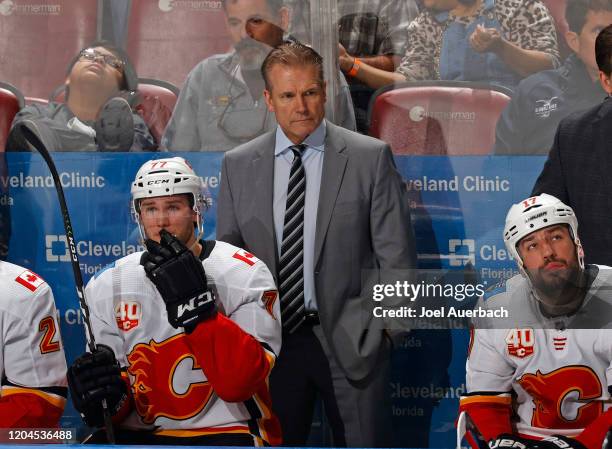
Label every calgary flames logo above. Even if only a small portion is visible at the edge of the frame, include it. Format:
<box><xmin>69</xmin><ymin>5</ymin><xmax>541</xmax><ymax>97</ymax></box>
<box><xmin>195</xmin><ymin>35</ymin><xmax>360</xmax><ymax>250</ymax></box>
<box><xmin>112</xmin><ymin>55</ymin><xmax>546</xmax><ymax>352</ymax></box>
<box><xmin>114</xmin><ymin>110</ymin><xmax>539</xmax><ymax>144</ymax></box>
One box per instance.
<box><xmin>127</xmin><ymin>334</ymin><xmax>214</xmax><ymax>424</ymax></box>
<box><xmin>519</xmin><ymin>366</ymin><xmax>603</xmax><ymax>429</ymax></box>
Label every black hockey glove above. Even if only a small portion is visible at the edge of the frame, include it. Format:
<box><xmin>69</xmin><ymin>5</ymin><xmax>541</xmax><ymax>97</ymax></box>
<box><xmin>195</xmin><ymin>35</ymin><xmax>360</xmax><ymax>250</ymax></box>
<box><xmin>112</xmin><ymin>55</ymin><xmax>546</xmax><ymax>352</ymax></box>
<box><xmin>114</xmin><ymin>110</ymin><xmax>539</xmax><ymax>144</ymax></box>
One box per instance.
<box><xmin>489</xmin><ymin>434</ymin><xmax>533</xmax><ymax>449</ymax></box>
<box><xmin>141</xmin><ymin>229</ymin><xmax>216</xmax><ymax>333</ymax></box>
<box><xmin>67</xmin><ymin>344</ymin><xmax>127</xmax><ymax>428</ymax></box>
<box><xmin>530</xmin><ymin>435</ymin><xmax>587</xmax><ymax>449</ymax></box>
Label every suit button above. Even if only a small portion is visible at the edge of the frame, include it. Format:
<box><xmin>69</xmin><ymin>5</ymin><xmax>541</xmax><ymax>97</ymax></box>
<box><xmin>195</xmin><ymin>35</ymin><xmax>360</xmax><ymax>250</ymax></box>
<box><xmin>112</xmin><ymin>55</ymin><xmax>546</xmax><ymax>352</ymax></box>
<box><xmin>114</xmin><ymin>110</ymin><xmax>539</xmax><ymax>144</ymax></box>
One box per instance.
<box><xmin>314</xmin><ymin>271</ymin><xmax>319</xmax><ymax>275</ymax></box>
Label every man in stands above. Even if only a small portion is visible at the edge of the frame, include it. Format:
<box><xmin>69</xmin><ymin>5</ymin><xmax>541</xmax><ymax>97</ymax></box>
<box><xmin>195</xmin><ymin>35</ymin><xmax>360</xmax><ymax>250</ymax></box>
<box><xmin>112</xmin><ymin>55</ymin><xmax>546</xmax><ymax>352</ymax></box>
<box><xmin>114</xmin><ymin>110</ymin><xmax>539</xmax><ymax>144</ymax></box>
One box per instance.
<box><xmin>8</xmin><ymin>41</ymin><xmax>155</xmax><ymax>152</ymax></box>
<box><xmin>494</xmin><ymin>0</ymin><xmax>612</xmax><ymax>154</ymax></box>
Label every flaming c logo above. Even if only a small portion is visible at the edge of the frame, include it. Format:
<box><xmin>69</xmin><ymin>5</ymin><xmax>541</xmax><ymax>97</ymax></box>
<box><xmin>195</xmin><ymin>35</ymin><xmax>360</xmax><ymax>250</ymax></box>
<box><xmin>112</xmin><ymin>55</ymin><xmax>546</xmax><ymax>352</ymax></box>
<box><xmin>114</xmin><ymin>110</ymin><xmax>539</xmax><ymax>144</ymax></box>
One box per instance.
<box><xmin>519</xmin><ymin>366</ymin><xmax>603</xmax><ymax>429</ymax></box>
<box><xmin>127</xmin><ymin>334</ymin><xmax>214</xmax><ymax>424</ymax></box>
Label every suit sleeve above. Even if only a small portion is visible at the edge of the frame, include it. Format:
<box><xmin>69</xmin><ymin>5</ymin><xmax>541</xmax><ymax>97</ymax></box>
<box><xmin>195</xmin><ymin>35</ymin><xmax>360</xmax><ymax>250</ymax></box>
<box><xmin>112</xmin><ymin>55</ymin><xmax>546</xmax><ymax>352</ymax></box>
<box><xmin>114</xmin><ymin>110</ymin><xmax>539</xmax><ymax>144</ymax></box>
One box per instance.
<box><xmin>371</xmin><ymin>144</ymin><xmax>417</xmax><ymax>269</ymax></box>
<box><xmin>217</xmin><ymin>154</ymin><xmax>246</xmax><ymax>249</ymax></box>
<box><xmin>530</xmin><ymin>122</ymin><xmax>569</xmax><ymax>202</ymax></box>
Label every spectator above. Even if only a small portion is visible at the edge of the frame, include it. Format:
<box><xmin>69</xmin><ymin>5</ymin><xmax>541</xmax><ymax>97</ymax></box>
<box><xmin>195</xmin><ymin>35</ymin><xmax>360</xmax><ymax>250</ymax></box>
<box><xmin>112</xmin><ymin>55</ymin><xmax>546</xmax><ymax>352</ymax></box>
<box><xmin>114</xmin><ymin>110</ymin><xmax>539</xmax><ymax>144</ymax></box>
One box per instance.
<box><xmin>494</xmin><ymin>0</ymin><xmax>612</xmax><ymax>154</ymax></box>
<box><xmin>532</xmin><ymin>24</ymin><xmax>612</xmax><ymax>266</ymax></box>
<box><xmin>217</xmin><ymin>41</ymin><xmax>416</xmax><ymax>447</ymax></box>
<box><xmin>162</xmin><ymin>0</ymin><xmax>355</xmax><ymax>152</ymax></box>
<box><xmin>7</xmin><ymin>41</ymin><xmax>155</xmax><ymax>152</ymax></box>
<box><xmin>287</xmin><ymin>0</ymin><xmax>420</xmax><ymax>132</ymax></box>
<box><xmin>460</xmin><ymin>193</ymin><xmax>612</xmax><ymax>449</ymax></box>
<box><xmin>343</xmin><ymin>0</ymin><xmax>560</xmax><ymax>91</ymax></box>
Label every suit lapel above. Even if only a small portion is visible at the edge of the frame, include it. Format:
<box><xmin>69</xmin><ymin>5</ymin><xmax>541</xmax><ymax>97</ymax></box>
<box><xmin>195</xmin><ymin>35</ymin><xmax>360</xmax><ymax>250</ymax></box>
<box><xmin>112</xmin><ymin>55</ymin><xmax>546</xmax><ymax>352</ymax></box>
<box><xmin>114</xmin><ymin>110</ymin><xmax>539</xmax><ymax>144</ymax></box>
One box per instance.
<box><xmin>252</xmin><ymin>134</ymin><xmax>279</xmax><ymax>275</ymax></box>
<box><xmin>314</xmin><ymin>122</ymin><xmax>347</xmax><ymax>267</ymax></box>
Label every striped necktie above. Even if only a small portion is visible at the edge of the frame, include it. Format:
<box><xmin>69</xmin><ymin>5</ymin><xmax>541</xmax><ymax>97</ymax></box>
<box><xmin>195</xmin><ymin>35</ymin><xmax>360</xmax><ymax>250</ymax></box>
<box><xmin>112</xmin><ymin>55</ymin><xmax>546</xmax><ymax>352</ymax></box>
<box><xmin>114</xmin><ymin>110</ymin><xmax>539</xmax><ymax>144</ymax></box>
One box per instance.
<box><xmin>279</xmin><ymin>144</ymin><xmax>307</xmax><ymax>333</ymax></box>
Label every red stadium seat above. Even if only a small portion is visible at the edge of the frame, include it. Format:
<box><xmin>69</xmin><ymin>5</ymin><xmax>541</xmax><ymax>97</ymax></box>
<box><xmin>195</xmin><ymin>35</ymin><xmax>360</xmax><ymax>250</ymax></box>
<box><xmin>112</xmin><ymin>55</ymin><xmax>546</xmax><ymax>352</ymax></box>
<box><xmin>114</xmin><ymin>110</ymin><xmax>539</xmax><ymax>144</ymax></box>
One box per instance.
<box><xmin>368</xmin><ymin>81</ymin><xmax>512</xmax><ymax>155</ymax></box>
<box><xmin>25</xmin><ymin>97</ymin><xmax>49</xmax><ymax>106</ymax></box>
<box><xmin>133</xmin><ymin>78</ymin><xmax>180</xmax><ymax>144</ymax></box>
<box><xmin>541</xmin><ymin>0</ymin><xmax>571</xmax><ymax>59</ymax></box>
<box><xmin>0</xmin><ymin>0</ymin><xmax>98</xmax><ymax>99</ymax></box>
<box><xmin>0</xmin><ymin>82</ymin><xmax>25</xmax><ymax>152</ymax></box>
<box><xmin>126</xmin><ymin>0</ymin><xmax>232</xmax><ymax>88</ymax></box>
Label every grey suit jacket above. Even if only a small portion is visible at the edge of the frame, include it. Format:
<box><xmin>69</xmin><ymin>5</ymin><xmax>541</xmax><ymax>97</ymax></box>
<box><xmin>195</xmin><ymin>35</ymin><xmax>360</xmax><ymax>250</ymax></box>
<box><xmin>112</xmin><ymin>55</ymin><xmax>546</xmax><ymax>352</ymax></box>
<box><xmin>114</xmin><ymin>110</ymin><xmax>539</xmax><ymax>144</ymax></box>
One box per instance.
<box><xmin>217</xmin><ymin>120</ymin><xmax>416</xmax><ymax>380</ymax></box>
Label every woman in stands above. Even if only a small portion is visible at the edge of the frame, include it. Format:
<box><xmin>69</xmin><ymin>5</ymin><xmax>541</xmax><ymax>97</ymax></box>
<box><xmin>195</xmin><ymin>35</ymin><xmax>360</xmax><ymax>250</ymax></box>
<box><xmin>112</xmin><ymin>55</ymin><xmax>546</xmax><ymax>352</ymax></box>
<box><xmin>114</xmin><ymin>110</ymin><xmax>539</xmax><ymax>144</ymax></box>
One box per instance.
<box><xmin>340</xmin><ymin>0</ymin><xmax>561</xmax><ymax>90</ymax></box>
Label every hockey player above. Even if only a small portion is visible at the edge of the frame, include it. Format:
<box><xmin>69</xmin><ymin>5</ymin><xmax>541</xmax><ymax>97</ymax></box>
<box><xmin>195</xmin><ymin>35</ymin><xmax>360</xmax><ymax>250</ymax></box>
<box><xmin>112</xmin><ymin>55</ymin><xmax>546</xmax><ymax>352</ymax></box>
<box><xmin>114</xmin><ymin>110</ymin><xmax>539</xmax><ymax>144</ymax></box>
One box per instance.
<box><xmin>67</xmin><ymin>157</ymin><xmax>281</xmax><ymax>445</ymax></box>
<box><xmin>460</xmin><ymin>194</ymin><xmax>612</xmax><ymax>449</ymax></box>
<box><xmin>0</xmin><ymin>262</ymin><xmax>67</xmax><ymax>427</ymax></box>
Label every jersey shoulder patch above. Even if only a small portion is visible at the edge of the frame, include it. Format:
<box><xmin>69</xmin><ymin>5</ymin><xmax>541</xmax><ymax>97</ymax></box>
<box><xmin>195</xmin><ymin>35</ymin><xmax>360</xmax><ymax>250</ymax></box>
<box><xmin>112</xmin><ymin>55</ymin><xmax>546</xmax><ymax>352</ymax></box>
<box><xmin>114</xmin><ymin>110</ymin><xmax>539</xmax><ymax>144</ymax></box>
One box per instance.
<box><xmin>230</xmin><ymin>248</ymin><xmax>259</xmax><ymax>267</ymax></box>
<box><xmin>213</xmin><ymin>241</ymin><xmax>261</xmax><ymax>268</ymax></box>
<box><xmin>15</xmin><ymin>270</ymin><xmax>46</xmax><ymax>292</ymax></box>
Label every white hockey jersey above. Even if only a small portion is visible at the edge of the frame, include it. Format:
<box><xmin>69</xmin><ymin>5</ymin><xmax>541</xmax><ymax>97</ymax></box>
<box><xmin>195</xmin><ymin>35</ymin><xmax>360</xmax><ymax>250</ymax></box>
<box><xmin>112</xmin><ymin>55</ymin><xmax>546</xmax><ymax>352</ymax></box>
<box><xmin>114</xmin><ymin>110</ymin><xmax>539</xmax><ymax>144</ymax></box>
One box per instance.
<box><xmin>464</xmin><ymin>267</ymin><xmax>612</xmax><ymax>439</ymax></box>
<box><xmin>85</xmin><ymin>240</ymin><xmax>281</xmax><ymax>437</ymax></box>
<box><xmin>0</xmin><ymin>261</ymin><xmax>67</xmax><ymax>416</ymax></box>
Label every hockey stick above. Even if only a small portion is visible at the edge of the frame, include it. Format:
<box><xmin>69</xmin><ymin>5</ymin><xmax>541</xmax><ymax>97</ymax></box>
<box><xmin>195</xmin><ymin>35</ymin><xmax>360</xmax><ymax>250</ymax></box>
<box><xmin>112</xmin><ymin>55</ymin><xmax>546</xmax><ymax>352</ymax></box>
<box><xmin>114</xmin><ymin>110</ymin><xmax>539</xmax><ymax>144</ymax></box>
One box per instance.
<box><xmin>16</xmin><ymin>120</ymin><xmax>115</xmax><ymax>444</ymax></box>
<box><xmin>457</xmin><ymin>411</ymin><xmax>490</xmax><ymax>449</ymax></box>
<box><xmin>603</xmin><ymin>427</ymin><xmax>612</xmax><ymax>449</ymax></box>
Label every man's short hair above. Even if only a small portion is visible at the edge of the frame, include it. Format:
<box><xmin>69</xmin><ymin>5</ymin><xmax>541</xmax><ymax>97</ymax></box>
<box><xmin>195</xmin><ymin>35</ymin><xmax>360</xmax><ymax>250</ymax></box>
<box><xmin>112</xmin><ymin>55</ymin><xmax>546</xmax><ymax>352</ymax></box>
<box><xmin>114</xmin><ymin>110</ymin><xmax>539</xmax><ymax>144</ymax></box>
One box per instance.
<box><xmin>566</xmin><ymin>0</ymin><xmax>612</xmax><ymax>34</ymax></box>
<box><xmin>261</xmin><ymin>41</ymin><xmax>324</xmax><ymax>91</ymax></box>
<box><xmin>221</xmin><ymin>0</ymin><xmax>283</xmax><ymax>12</ymax></box>
<box><xmin>595</xmin><ymin>24</ymin><xmax>612</xmax><ymax>75</ymax></box>
<box><xmin>66</xmin><ymin>40</ymin><xmax>138</xmax><ymax>92</ymax></box>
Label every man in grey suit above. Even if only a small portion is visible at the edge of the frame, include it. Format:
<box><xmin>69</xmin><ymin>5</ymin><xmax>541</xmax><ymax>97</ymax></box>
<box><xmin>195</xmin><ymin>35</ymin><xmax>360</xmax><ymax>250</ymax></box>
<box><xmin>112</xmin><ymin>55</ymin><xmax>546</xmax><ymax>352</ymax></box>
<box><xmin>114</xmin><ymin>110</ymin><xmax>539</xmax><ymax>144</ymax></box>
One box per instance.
<box><xmin>217</xmin><ymin>41</ymin><xmax>416</xmax><ymax>447</ymax></box>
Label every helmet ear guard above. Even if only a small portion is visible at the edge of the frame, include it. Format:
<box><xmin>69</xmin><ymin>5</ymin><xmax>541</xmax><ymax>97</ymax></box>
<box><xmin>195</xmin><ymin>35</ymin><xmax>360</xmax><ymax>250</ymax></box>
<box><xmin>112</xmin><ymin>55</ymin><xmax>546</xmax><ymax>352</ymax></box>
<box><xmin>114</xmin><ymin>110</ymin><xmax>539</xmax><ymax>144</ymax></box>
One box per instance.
<box><xmin>130</xmin><ymin>157</ymin><xmax>206</xmax><ymax>242</ymax></box>
<box><xmin>503</xmin><ymin>194</ymin><xmax>584</xmax><ymax>275</ymax></box>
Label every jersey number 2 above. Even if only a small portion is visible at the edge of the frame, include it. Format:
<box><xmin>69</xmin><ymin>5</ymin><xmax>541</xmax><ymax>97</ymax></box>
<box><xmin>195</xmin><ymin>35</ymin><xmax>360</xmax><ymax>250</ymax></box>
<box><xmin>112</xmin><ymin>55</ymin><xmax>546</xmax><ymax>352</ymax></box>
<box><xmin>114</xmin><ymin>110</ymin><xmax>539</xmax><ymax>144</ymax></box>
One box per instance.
<box><xmin>38</xmin><ymin>316</ymin><xmax>60</xmax><ymax>354</ymax></box>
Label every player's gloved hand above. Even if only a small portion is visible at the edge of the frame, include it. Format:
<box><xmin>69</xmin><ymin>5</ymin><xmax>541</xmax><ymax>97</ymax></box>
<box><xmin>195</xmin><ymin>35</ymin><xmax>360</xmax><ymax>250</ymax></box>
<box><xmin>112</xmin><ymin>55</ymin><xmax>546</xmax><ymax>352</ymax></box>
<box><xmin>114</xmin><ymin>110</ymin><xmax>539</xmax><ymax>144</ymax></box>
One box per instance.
<box><xmin>67</xmin><ymin>344</ymin><xmax>127</xmax><ymax>428</ymax></box>
<box><xmin>489</xmin><ymin>434</ymin><xmax>532</xmax><ymax>449</ymax></box>
<box><xmin>530</xmin><ymin>435</ymin><xmax>587</xmax><ymax>449</ymax></box>
<box><xmin>141</xmin><ymin>229</ymin><xmax>216</xmax><ymax>332</ymax></box>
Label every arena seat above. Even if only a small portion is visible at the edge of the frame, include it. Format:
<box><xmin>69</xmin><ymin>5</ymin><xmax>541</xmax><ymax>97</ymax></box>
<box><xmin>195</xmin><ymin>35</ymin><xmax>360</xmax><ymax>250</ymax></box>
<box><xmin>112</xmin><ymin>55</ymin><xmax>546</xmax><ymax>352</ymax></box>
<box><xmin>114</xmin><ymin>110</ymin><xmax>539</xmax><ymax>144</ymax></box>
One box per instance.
<box><xmin>367</xmin><ymin>81</ymin><xmax>512</xmax><ymax>155</ymax></box>
<box><xmin>0</xmin><ymin>82</ymin><xmax>25</xmax><ymax>152</ymax></box>
<box><xmin>25</xmin><ymin>97</ymin><xmax>50</xmax><ymax>106</ymax></box>
<box><xmin>133</xmin><ymin>78</ymin><xmax>180</xmax><ymax>144</ymax></box>
<box><xmin>541</xmin><ymin>0</ymin><xmax>571</xmax><ymax>59</ymax></box>
<box><xmin>126</xmin><ymin>0</ymin><xmax>232</xmax><ymax>88</ymax></box>
<box><xmin>0</xmin><ymin>0</ymin><xmax>98</xmax><ymax>99</ymax></box>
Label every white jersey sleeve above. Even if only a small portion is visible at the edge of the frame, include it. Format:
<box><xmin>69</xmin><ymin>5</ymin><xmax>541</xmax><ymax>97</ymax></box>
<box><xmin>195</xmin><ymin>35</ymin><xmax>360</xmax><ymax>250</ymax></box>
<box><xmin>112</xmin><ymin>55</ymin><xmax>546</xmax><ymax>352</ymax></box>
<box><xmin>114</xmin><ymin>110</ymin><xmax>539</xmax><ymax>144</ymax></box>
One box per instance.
<box><xmin>0</xmin><ymin>263</ymin><xmax>67</xmax><ymax>391</ymax></box>
<box><xmin>466</xmin><ymin>327</ymin><xmax>514</xmax><ymax>394</ymax></box>
<box><xmin>204</xmin><ymin>242</ymin><xmax>281</xmax><ymax>356</ymax></box>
